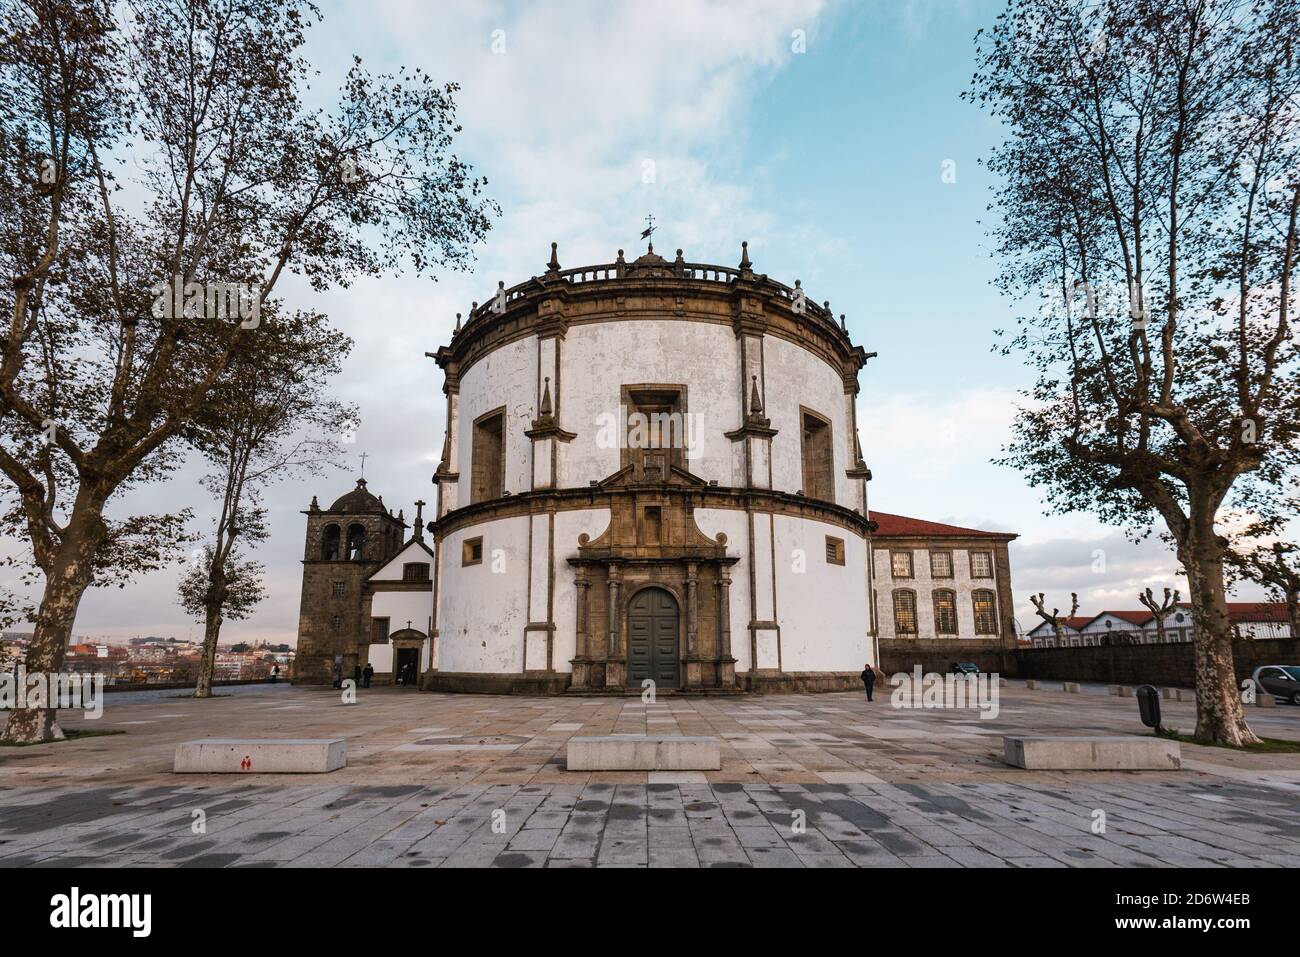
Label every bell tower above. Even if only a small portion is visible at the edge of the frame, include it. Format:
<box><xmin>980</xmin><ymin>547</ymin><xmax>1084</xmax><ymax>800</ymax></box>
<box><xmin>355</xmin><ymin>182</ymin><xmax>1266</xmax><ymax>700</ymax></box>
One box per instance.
<box><xmin>294</xmin><ymin>478</ymin><xmax>406</xmax><ymax>683</ymax></box>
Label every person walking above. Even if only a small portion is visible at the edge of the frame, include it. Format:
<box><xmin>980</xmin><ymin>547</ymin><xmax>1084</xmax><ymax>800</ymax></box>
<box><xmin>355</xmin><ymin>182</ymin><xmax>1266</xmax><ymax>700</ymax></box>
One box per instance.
<box><xmin>362</xmin><ymin>662</ymin><xmax>374</xmax><ymax>688</ymax></box>
<box><xmin>860</xmin><ymin>662</ymin><xmax>876</xmax><ymax>702</ymax></box>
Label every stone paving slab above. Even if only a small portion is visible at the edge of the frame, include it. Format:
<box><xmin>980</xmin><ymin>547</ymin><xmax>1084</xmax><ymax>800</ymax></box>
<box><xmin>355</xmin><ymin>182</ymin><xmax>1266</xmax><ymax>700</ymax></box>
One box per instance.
<box><xmin>2</xmin><ymin>681</ymin><xmax>1299</xmax><ymax>867</ymax></box>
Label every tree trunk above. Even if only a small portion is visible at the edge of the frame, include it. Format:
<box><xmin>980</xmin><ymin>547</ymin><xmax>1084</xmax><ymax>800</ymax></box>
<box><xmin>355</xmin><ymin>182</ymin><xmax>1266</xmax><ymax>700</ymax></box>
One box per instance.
<box><xmin>1287</xmin><ymin>587</ymin><xmax>1299</xmax><ymax>641</ymax></box>
<box><xmin>0</xmin><ymin>510</ymin><xmax>103</xmax><ymax>744</ymax></box>
<box><xmin>1179</xmin><ymin>519</ymin><xmax>1261</xmax><ymax>747</ymax></box>
<box><xmin>193</xmin><ymin>564</ymin><xmax>227</xmax><ymax>699</ymax></box>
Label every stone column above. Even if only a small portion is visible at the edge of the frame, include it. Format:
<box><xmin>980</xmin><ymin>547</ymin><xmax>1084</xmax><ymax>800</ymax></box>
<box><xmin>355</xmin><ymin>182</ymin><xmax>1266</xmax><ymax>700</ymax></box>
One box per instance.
<box><xmin>717</xmin><ymin>565</ymin><xmax>736</xmax><ymax>688</ymax></box>
<box><xmin>686</xmin><ymin>563</ymin><xmax>699</xmax><ymax>656</ymax></box>
<box><xmin>606</xmin><ymin>565</ymin><xmax>625</xmax><ymax>687</ymax></box>
<box><xmin>572</xmin><ymin>566</ymin><xmax>591</xmax><ymax>688</ymax></box>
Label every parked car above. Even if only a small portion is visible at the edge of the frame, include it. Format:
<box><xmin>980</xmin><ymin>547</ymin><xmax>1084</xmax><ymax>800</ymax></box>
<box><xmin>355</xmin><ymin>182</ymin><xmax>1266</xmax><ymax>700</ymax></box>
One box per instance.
<box><xmin>951</xmin><ymin>662</ymin><xmax>980</xmax><ymax>676</ymax></box>
<box><xmin>1250</xmin><ymin>665</ymin><xmax>1300</xmax><ymax>705</ymax></box>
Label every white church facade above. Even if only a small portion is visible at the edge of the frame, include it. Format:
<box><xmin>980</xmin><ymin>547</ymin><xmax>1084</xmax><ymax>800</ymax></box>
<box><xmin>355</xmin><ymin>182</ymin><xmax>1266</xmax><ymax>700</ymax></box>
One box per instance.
<box><xmin>295</xmin><ymin>239</ymin><xmax>1014</xmax><ymax>693</ymax></box>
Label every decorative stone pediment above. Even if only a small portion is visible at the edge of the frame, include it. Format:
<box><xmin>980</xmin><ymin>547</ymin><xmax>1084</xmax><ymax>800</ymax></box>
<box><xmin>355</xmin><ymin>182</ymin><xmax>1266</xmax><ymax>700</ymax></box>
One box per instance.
<box><xmin>572</xmin><ymin>493</ymin><xmax>729</xmax><ymax>562</ymax></box>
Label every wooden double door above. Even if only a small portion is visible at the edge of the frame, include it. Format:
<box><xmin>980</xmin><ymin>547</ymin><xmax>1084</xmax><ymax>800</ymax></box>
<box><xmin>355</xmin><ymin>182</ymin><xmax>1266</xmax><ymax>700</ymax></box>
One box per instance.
<box><xmin>626</xmin><ymin>587</ymin><xmax>681</xmax><ymax>689</ymax></box>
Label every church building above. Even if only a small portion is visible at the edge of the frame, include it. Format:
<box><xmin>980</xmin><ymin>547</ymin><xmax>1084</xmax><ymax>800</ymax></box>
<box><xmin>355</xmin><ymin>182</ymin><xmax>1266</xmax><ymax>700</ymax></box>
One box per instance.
<box><xmin>295</xmin><ymin>238</ymin><xmax>1017</xmax><ymax>693</ymax></box>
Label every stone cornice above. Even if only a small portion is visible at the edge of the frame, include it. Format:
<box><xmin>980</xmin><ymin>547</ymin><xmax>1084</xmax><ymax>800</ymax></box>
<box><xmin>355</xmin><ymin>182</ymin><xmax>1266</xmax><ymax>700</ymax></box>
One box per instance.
<box><xmin>429</xmin><ymin>483</ymin><xmax>873</xmax><ymax>540</ymax></box>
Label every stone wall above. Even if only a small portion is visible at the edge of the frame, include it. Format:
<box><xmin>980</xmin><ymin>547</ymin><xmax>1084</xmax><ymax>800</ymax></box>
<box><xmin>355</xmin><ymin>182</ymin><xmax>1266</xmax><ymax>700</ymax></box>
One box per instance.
<box><xmin>1013</xmin><ymin>638</ymin><xmax>1300</xmax><ymax>688</ymax></box>
<box><xmin>879</xmin><ymin>638</ymin><xmax>1014</xmax><ymax>677</ymax></box>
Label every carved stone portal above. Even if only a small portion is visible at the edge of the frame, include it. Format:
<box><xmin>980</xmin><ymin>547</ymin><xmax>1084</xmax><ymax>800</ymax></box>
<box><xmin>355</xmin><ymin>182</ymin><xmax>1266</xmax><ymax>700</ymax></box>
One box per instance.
<box><xmin>568</xmin><ymin>464</ymin><xmax>737</xmax><ymax>691</ymax></box>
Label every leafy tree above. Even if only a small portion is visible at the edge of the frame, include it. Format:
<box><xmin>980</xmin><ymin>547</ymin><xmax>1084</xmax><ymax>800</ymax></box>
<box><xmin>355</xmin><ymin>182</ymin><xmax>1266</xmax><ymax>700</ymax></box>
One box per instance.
<box><xmin>0</xmin><ymin>0</ymin><xmax>495</xmax><ymax>742</ymax></box>
<box><xmin>1226</xmin><ymin>540</ymin><xmax>1300</xmax><ymax>637</ymax></box>
<box><xmin>177</xmin><ymin>545</ymin><xmax>265</xmax><ymax>668</ymax></box>
<box><xmin>968</xmin><ymin>0</ymin><xmax>1300</xmax><ymax>745</ymax></box>
<box><xmin>181</xmin><ymin>307</ymin><xmax>354</xmax><ymax>698</ymax></box>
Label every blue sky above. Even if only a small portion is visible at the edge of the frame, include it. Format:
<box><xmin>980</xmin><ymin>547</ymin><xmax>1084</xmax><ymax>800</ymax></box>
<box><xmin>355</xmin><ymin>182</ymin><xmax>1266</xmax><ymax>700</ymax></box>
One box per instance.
<box><xmin>17</xmin><ymin>0</ymin><xmax>1272</xmax><ymax>644</ymax></box>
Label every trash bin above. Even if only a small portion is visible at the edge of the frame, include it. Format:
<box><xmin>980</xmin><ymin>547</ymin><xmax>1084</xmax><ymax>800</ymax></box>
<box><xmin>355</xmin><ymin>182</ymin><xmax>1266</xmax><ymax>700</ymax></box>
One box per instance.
<box><xmin>1135</xmin><ymin>684</ymin><xmax>1162</xmax><ymax>729</ymax></box>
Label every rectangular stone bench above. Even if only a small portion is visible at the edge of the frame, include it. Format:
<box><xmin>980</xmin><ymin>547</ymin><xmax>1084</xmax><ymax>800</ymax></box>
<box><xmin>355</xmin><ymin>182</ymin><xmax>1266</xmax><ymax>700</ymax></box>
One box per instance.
<box><xmin>1062</xmin><ymin>681</ymin><xmax>1081</xmax><ymax>693</ymax></box>
<box><xmin>1003</xmin><ymin>735</ymin><xmax>1181</xmax><ymax>770</ymax></box>
<box><xmin>567</xmin><ymin>735</ymin><xmax>720</xmax><ymax>771</ymax></box>
<box><xmin>174</xmin><ymin>739</ymin><xmax>346</xmax><ymax>773</ymax></box>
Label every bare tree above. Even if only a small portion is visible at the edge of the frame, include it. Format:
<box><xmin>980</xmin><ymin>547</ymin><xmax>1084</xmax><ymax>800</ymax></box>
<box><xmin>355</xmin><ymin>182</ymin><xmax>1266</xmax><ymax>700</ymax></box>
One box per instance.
<box><xmin>968</xmin><ymin>0</ymin><xmax>1300</xmax><ymax>745</ymax></box>
<box><xmin>0</xmin><ymin>0</ymin><xmax>496</xmax><ymax>742</ymax></box>
<box><xmin>1030</xmin><ymin>591</ymin><xmax>1079</xmax><ymax>646</ymax></box>
<box><xmin>1138</xmin><ymin>587</ymin><xmax>1182</xmax><ymax>643</ymax></box>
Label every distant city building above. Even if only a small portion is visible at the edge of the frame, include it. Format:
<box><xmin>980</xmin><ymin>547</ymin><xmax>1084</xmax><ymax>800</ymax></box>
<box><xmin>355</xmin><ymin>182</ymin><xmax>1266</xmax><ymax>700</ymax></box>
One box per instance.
<box><xmin>1026</xmin><ymin>602</ymin><xmax>1294</xmax><ymax>647</ymax></box>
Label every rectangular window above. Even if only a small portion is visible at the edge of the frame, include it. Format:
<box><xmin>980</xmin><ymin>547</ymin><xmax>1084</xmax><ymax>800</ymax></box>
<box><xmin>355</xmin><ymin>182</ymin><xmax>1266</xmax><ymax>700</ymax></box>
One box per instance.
<box><xmin>973</xmin><ymin>590</ymin><xmax>998</xmax><ymax>634</ymax></box>
<box><xmin>331</xmin><ymin>581</ymin><xmax>346</xmax><ymax>597</ymax></box>
<box><xmin>933</xmin><ymin>591</ymin><xmax>958</xmax><ymax>634</ymax></box>
<box><xmin>800</xmin><ymin>408</ymin><xmax>835</xmax><ymax>503</ymax></box>
<box><xmin>825</xmin><ymin>536</ymin><xmax>845</xmax><ymax>565</ymax></box>
<box><xmin>402</xmin><ymin>563</ymin><xmax>429</xmax><ymax>582</ymax></box>
<box><xmin>623</xmin><ymin>385</ymin><xmax>687</xmax><ymax>478</ymax></box>
<box><xmin>970</xmin><ymin>551</ymin><xmax>993</xmax><ymax>578</ymax></box>
<box><xmin>892</xmin><ymin>590</ymin><xmax>917</xmax><ymax>635</ymax></box>
<box><xmin>891</xmin><ymin>550</ymin><xmax>913</xmax><ymax>579</ymax></box>
<box><xmin>330</xmin><ymin>615</ymin><xmax>342</xmax><ymax>634</ymax></box>
<box><xmin>929</xmin><ymin>550</ymin><xmax>953</xmax><ymax>578</ymax></box>
<box><xmin>462</xmin><ymin>536</ymin><xmax>483</xmax><ymax>567</ymax></box>
<box><xmin>471</xmin><ymin>408</ymin><xmax>506</xmax><ymax>503</ymax></box>
<box><xmin>371</xmin><ymin>617</ymin><xmax>390</xmax><ymax>643</ymax></box>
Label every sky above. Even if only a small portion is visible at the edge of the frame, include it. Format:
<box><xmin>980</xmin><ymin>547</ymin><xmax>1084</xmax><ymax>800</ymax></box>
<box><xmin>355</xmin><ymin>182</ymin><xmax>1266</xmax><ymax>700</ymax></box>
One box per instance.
<box><xmin>4</xmin><ymin>0</ymin><xmax>1276</xmax><ymax>644</ymax></box>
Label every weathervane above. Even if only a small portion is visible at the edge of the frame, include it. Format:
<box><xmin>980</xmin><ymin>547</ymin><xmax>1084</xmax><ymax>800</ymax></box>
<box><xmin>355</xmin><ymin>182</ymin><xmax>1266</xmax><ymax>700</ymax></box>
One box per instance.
<box><xmin>640</xmin><ymin>213</ymin><xmax>656</xmax><ymax>252</ymax></box>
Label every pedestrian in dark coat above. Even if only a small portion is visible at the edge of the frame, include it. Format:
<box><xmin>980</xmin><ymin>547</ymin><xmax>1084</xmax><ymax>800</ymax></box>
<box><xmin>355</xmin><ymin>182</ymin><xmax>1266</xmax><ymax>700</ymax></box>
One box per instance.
<box><xmin>362</xmin><ymin>663</ymin><xmax>374</xmax><ymax>688</ymax></box>
<box><xmin>860</xmin><ymin>662</ymin><xmax>876</xmax><ymax>702</ymax></box>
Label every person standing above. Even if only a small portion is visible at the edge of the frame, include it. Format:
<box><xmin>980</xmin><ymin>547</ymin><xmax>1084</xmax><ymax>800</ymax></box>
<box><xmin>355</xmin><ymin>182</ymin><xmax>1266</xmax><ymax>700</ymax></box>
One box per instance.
<box><xmin>860</xmin><ymin>662</ymin><xmax>876</xmax><ymax>702</ymax></box>
<box><xmin>362</xmin><ymin>662</ymin><xmax>374</xmax><ymax>688</ymax></box>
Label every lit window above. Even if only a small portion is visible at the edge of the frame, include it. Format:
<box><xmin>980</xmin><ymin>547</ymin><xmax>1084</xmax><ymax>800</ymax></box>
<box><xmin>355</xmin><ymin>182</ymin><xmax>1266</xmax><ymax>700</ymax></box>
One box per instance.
<box><xmin>972</xmin><ymin>590</ymin><xmax>997</xmax><ymax>634</ymax></box>
<box><xmin>933</xmin><ymin>590</ymin><xmax>958</xmax><ymax>634</ymax></box>
<box><xmin>893</xmin><ymin>590</ymin><xmax>917</xmax><ymax>635</ymax></box>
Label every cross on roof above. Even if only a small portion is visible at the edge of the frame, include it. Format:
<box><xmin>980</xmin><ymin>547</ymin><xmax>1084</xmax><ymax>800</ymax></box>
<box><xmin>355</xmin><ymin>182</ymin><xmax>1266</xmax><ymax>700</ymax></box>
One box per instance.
<box><xmin>359</xmin><ymin>451</ymin><xmax>368</xmax><ymax>477</ymax></box>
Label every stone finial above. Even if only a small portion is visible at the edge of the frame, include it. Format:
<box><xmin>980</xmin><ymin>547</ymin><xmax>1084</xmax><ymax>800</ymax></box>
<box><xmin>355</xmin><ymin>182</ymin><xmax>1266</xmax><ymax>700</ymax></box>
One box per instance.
<box><xmin>739</xmin><ymin>240</ymin><xmax>751</xmax><ymax>270</ymax></box>
<box><xmin>749</xmin><ymin>374</ymin><xmax>763</xmax><ymax>416</ymax></box>
<box><xmin>616</xmin><ymin>248</ymin><xmax>626</xmax><ymax>264</ymax></box>
<box><xmin>454</xmin><ymin>312</ymin><xmax>461</xmax><ymax>335</ymax></box>
<box><xmin>309</xmin><ymin>495</ymin><xmax>319</xmax><ymax>511</ymax></box>
<box><xmin>397</xmin><ymin>508</ymin><xmax>404</xmax><ymax>522</ymax></box>
<box><xmin>539</xmin><ymin>376</ymin><xmax>553</xmax><ymax>417</ymax></box>
<box><xmin>413</xmin><ymin>500</ymin><xmax>426</xmax><ymax>541</ymax></box>
<box><xmin>548</xmin><ymin>241</ymin><xmax>560</xmax><ymax>273</ymax></box>
<box><xmin>840</xmin><ymin>313</ymin><xmax>847</xmax><ymax>332</ymax></box>
<box><xmin>471</xmin><ymin>301</ymin><xmax>478</xmax><ymax>318</ymax></box>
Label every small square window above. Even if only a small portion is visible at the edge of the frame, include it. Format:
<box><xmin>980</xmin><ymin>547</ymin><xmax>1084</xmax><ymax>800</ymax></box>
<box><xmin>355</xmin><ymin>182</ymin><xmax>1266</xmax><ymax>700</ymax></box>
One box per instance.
<box><xmin>970</xmin><ymin>551</ymin><xmax>993</xmax><ymax>578</ymax></box>
<box><xmin>331</xmin><ymin>581</ymin><xmax>345</xmax><ymax>597</ymax></box>
<box><xmin>891</xmin><ymin>550</ymin><xmax>913</xmax><ymax>579</ymax></box>
<box><xmin>462</xmin><ymin>537</ymin><xmax>483</xmax><ymax>566</ymax></box>
<box><xmin>929</xmin><ymin>550</ymin><xmax>953</xmax><ymax>578</ymax></box>
<box><xmin>825</xmin><ymin>536</ymin><xmax>845</xmax><ymax>566</ymax></box>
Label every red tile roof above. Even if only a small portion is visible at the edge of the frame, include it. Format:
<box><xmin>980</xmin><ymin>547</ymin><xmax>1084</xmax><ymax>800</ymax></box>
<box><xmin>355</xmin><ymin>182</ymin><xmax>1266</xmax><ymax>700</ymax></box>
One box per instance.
<box><xmin>1095</xmin><ymin>610</ymin><xmax>1152</xmax><ymax>626</ymax></box>
<box><xmin>870</xmin><ymin>511</ymin><xmax>1016</xmax><ymax>540</ymax></box>
<box><xmin>1225</xmin><ymin>602</ymin><xmax>1289</xmax><ymax>623</ymax></box>
<box><xmin>1063</xmin><ymin>616</ymin><xmax>1092</xmax><ymax>630</ymax></box>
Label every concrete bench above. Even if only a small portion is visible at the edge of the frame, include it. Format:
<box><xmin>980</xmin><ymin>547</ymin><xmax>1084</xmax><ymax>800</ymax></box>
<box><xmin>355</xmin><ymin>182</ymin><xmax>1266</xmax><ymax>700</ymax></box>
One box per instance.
<box><xmin>1024</xmin><ymin>679</ymin><xmax>1039</xmax><ymax>690</ymax></box>
<box><xmin>1003</xmin><ymin>735</ymin><xmax>1181</xmax><ymax>770</ymax></box>
<box><xmin>567</xmin><ymin>735</ymin><xmax>720</xmax><ymax>771</ymax></box>
<box><xmin>1109</xmin><ymin>685</ymin><xmax>1134</xmax><ymax>697</ymax></box>
<box><xmin>1062</xmin><ymin>681</ymin><xmax>1081</xmax><ymax>693</ymax></box>
<box><xmin>1175</xmin><ymin>689</ymin><xmax>1195</xmax><ymax>703</ymax></box>
<box><xmin>174</xmin><ymin>738</ymin><xmax>346</xmax><ymax>773</ymax></box>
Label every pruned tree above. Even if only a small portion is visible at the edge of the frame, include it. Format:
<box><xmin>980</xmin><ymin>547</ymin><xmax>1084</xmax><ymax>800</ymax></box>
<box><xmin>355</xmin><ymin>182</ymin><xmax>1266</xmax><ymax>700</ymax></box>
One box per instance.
<box><xmin>1227</xmin><ymin>540</ymin><xmax>1300</xmax><ymax>638</ymax></box>
<box><xmin>968</xmin><ymin>0</ymin><xmax>1300</xmax><ymax>745</ymax></box>
<box><xmin>1138</xmin><ymin>587</ymin><xmax>1182</xmax><ymax>643</ymax></box>
<box><xmin>1030</xmin><ymin>591</ymin><xmax>1079</xmax><ymax>645</ymax></box>
<box><xmin>181</xmin><ymin>307</ymin><xmax>354</xmax><ymax>698</ymax></box>
<box><xmin>0</xmin><ymin>0</ymin><xmax>496</xmax><ymax>742</ymax></box>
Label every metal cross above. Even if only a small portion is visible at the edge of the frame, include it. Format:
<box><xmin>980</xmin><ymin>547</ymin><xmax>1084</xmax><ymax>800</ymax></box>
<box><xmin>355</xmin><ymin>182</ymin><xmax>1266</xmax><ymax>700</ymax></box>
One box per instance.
<box><xmin>359</xmin><ymin>451</ymin><xmax>368</xmax><ymax>477</ymax></box>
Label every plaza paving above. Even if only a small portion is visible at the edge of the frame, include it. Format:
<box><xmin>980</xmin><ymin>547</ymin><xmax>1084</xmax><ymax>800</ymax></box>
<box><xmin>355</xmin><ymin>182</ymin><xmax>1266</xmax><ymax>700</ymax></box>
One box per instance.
<box><xmin>1</xmin><ymin>681</ymin><xmax>1299</xmax><ymax>867</ymax></box>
